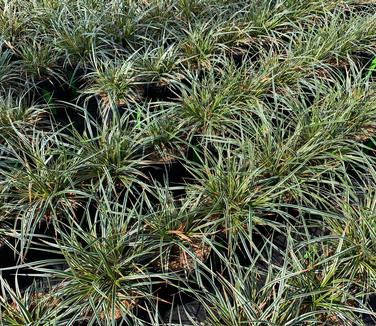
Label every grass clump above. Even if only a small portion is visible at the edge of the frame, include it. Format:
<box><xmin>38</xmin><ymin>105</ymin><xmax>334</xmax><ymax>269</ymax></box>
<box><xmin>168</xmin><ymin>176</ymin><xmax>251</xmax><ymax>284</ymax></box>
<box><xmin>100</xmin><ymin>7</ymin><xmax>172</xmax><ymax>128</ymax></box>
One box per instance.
<box><xmin>0</xmin><ymin>0</ymin><xmax>375</xmax><ymax>325</ymax></box>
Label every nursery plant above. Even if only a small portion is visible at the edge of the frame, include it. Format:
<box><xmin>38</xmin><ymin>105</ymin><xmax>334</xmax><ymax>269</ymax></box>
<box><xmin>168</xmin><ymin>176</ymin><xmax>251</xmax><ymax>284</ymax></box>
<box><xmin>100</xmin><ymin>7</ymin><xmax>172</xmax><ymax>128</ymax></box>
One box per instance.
<box><xmin>0</xmin><ymin>0</ymin><xmax>375</xmax><ymax>325</ymax></box>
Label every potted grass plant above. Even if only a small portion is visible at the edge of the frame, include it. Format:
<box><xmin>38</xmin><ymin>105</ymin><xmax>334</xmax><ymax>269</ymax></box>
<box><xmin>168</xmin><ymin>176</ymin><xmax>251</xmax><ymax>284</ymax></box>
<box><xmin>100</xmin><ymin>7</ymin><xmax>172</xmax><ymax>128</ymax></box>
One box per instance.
<box><xmin>0</xmin><ymin>1</ymin><xmax>375</xmax><ymax>325</ymax></box>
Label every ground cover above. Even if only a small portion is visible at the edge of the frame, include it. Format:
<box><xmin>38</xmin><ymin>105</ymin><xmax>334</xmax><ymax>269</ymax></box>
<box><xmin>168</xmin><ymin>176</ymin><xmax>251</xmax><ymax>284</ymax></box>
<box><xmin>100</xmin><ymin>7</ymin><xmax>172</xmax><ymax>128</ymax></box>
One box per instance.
<box><xmin>0</xmin><ymin>0</ymin><xmax>376</xmax><ymax>325</ymax></box>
